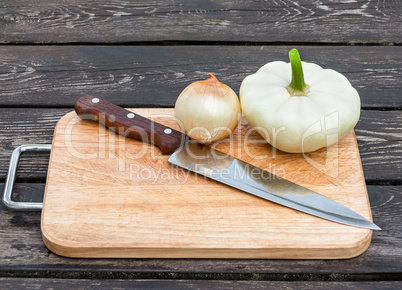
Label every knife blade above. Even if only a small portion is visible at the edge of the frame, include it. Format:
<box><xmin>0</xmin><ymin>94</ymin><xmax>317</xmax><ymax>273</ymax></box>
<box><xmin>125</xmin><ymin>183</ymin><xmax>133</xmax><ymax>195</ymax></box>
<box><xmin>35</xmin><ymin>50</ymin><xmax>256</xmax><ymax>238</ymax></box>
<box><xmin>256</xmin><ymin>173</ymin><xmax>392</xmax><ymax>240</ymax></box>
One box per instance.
<box><xmin>74</xmin><ymin>95</ymin><xmax>380</xmax><ymax>230</ymax></box>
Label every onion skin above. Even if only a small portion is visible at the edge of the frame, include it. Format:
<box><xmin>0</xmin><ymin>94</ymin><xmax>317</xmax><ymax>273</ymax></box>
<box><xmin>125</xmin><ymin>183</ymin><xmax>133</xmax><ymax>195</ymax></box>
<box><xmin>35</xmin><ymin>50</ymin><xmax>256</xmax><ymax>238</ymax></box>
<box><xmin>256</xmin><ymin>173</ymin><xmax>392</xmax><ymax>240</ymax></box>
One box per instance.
<box><xmin>175</xmin><ymin>74</ymin><xmax>241</xmax><ymax>143</ymax></box>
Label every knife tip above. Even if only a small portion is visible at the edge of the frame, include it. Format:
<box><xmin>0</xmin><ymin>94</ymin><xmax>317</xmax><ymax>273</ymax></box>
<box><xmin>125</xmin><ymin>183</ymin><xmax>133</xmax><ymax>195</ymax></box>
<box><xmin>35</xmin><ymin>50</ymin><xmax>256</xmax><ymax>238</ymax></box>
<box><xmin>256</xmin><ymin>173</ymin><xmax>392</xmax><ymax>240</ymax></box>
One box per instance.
<box><xmin>370</xmin><ymin>224</ymin><xmax>381</xmax><ymax>231</ymax></box>
<box><xmin>360</xmin><ymin>220</ymin><xmax>381</xmax><ymax>231</ymax></box>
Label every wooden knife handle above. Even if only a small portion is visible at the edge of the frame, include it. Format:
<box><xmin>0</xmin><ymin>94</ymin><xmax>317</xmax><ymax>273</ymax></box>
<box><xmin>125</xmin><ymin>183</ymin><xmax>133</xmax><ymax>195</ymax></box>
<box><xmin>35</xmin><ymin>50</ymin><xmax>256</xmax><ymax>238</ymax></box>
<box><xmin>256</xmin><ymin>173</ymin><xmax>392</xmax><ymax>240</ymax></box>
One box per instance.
<box><xmin>74</xmin><ymin>95</ymin><xmax>186</xmax><ymax>154</ymax></box>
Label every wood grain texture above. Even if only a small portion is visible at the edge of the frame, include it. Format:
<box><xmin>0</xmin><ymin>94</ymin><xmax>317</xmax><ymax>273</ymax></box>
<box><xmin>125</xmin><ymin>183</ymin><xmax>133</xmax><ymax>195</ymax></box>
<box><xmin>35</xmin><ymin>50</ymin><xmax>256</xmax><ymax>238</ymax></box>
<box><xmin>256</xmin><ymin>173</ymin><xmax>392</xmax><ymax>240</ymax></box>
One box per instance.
<box><xmin>0</xmin><ymin>278</ymin><xmax>401</xmax><ymax>290</ymax></box>
<box><xmin>0</xmin><ymin>108</ymin><xmax>68</xmax><ymax>182</ymax></box>
<box><xmin>0</xmin><ymin>184</ymin><xmax>400</xmax><ymax>274</ymax></box>
<box><xmin>0</xmin><ymin>46</ymin><xmax>401</xmax><ymax>109</ymax></box>
<box><xmin>0</xmin><ymin>0</ymin><xmax>399</xmax><ymax>283</ymax></box>
<box><xmin>356</xmin><ymin>111</ymin><xmax>402</xmax><ymax>183</ymax></box>
<box><xmin>1</xmin><ymin>109</ymin><xmax>400</xmax><ymax>183</ymax></box>
<box><xmin>0</xmin><ymin>0</ymin><xmax>400</xmax><ymax>44</ymax></box>
<box><xmin>39</xmin><ymin>109</ymin><xmax>374</xmax><ymax>259</ymax></box>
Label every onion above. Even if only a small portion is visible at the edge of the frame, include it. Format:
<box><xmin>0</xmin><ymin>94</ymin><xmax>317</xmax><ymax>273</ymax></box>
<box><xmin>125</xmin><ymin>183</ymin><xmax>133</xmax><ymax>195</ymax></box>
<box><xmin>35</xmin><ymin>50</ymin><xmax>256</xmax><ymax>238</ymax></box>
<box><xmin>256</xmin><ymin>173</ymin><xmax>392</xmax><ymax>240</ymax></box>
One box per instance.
<box><xmin>175</xmin><ymin>73</ymin><xmax>241</xmax><ymax>143</ymax></box>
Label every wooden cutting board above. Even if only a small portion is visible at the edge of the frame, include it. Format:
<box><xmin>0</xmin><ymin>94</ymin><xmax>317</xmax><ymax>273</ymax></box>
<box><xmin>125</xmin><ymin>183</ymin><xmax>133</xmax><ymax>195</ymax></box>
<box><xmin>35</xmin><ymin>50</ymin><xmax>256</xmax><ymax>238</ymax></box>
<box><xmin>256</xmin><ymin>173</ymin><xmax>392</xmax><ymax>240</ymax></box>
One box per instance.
<box><xmin>41</xmin><ymin>109</ymin><xmax>374</xmax><ymax>259</ymax></box>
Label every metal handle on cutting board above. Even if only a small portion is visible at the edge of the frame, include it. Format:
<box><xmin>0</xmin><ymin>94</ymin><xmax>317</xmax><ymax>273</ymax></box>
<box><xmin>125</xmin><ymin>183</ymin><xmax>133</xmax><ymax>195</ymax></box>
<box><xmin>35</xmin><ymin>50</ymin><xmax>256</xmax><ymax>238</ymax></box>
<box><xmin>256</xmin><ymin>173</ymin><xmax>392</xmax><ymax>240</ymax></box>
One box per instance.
<box><xmin>2</xmin><ymin>144</ymin><xmax>51</xmax><ymax>211</ymax></box>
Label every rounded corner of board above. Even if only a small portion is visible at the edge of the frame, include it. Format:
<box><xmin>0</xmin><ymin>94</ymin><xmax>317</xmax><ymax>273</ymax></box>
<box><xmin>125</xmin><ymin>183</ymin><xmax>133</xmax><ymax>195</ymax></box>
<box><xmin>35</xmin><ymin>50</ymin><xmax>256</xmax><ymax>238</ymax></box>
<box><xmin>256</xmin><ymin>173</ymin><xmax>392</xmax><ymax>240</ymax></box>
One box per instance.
<box><xmin>58</xmin><ymin>110</ymin><xmax>78</xmax><ymax>124</ymax></box>
<box><xmin>52</xmin><ymin>111</ymin><xmax>79</xmax><ymax>133</ymax></box>
<box><xmin>336</xmin><ymin>229</ymin><xmax>374</xmax><ymax>259</ymax></box>
<box><xmin>41</xmin><ymin>225</ymin><xmax>77</xmax><ymax>258</ymax></box>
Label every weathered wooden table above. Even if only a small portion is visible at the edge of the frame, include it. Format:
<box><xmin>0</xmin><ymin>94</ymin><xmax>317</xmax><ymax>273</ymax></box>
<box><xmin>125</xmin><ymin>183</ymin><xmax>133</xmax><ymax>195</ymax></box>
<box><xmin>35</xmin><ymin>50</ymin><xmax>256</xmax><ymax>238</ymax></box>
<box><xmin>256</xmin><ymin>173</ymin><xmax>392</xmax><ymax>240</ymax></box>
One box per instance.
<box><xmin>0</xmin><ymin>1</ymin><xmax>401</xmax><ymax>289</ymax></box>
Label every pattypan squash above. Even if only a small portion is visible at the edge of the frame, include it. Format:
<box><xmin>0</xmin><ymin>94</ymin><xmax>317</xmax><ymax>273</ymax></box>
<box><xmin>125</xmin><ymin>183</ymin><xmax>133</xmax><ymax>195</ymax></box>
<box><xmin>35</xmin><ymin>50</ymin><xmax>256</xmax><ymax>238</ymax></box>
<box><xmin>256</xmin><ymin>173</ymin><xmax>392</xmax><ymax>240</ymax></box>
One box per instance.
<box><xmin>239</xmin><ymin>49</ymin><xmax>361</xmax><ymax>153</ymax></box>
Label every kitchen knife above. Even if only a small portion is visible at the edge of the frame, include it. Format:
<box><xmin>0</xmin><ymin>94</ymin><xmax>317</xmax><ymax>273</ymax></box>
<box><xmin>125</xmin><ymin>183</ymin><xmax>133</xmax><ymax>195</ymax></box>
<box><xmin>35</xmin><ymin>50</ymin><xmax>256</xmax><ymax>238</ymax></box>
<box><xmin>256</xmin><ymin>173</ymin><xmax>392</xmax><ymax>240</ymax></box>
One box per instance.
<box><xmin>75</xmin><ymin>95</ymin><xmax>380</xmax><ymax>230</ymax></box>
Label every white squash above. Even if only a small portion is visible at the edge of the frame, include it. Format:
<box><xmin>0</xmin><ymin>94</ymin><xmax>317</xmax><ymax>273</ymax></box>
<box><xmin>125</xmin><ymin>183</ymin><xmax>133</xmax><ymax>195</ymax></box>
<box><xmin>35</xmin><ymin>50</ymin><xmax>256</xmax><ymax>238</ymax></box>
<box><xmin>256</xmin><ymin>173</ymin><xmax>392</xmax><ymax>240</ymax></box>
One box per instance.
<box><xmin>239</xmin><ymin>49</ymin><xmax>361</xmax><ymax>153</ymax></box>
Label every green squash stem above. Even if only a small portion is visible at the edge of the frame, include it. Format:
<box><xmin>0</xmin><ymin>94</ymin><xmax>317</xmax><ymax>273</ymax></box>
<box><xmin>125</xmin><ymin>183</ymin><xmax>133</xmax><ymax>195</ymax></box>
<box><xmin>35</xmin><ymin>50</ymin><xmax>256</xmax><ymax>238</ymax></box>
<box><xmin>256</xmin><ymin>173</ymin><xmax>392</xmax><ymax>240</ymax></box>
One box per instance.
<box><xmin>286</xmin><ymin>49</ymin><xmax>310</xmax><ymax>96</ymax></box>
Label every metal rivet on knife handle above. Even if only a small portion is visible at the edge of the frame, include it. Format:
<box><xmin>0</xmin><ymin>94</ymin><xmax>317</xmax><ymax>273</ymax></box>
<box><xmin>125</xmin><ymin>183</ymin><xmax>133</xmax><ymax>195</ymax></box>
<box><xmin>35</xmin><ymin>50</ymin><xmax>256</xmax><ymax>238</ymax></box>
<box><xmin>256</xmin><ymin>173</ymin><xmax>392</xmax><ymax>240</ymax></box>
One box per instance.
<box><xmin>74</xmin><ymin>95</ymin><xmax>186</xmax><ymax>155</ymax></box>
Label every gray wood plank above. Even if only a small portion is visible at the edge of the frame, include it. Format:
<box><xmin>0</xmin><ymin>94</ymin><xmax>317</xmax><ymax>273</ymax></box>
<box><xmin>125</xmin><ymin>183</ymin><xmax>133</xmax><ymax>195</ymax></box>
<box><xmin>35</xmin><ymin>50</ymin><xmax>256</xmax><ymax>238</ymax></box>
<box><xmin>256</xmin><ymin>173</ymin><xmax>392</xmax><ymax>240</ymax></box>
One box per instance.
<box><xmin>355</xmin><ymin>111</ymin><xmax>402</xmax><ymax>183</ymax></box>
<box><xmin>0</xmin><ymin>0</ymin><xmax>400</xmax><ymax>44</ymax></box>
<box><xmin>0</xmin><ymin>278</ymin><xmax>401</xmax><ymax>290</ymax></box>
<box><xmin>0</xmin><ymin>46</ymin><xmax>400</xmax><ymax>109</ymax></box>
<box><xmin>0</xmin><ymin>184</ymin><xmax>400</xmax><ymax>276</ymax></box>
<box><xmin>0</xmin><ymin>109</ymin><xmax>400</xmax><ymax>182</ymax></box>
